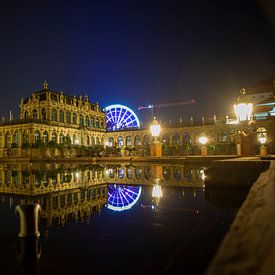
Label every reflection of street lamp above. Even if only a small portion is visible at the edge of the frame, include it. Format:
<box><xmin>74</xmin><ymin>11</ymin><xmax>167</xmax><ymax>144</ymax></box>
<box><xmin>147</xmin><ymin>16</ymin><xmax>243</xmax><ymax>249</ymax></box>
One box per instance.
<box><xmin>199</xmin><ymin>136</ymin><xmax>208</xmax><ymax>156</ymax></box>
<box><xmin>152</xmin><ymin>184</ymin><xmax>163</xmax><ymax>199</ymax></box>
<box><xmin>150</xmin><ymin>117</ymin><xmax>162</xmax><ymax>157</ymax></box>
<box><xmin>233</xmin><ymin>88</ymin><xmax>253</xmax><ymax>156</ymax></box>
<box><xmin>258</xmin><ymin>134</ymin><xmax>267</xmax><ymax>157</ymax></box>
<box><xmin>152</xmin><ymin>183</ymin><xmax>163</xmax><ymax>210</ymax></box>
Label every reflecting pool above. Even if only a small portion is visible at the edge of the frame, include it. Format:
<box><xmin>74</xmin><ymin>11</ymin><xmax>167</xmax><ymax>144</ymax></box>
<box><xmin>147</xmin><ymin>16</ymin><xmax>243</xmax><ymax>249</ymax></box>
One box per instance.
<box><xmin>0</xmin><ymin>162</ymin><xmax>249</xmax><ymax>275</ymax></box>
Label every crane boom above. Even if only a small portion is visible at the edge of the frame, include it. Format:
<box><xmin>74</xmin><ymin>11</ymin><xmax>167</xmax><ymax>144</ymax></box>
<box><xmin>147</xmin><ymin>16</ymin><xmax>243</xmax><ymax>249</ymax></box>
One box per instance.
<box><xmin>138</xmin><ymin>99</ymin><xmax>195</xmax><ymax>110</ymax></box>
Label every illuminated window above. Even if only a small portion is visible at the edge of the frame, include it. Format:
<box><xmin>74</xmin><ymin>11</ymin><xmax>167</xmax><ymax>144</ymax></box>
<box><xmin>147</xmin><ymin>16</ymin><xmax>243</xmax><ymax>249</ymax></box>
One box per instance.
<box><xmin>66</xmin><ymin>111</ymin><xmax>71</xmax><ymax>123</ymax></box>
<box><xmin>72</xmin><ymin>113</ymin><xmax>77</xmax><ymax>124</ymax></box>
<box><xmin>33</xmin><ymin>109</ymin><xmax>38</xmax><ymax>119</ymax></box>
<box><xmin>59</xmin><ymin>110</ymin><xmax>64</xmax><ymax>123</ymax></box>
<box><xmin>52</xmin><ymin>109</ymin><xmax>57</xmax><ymax>121</ymax></box>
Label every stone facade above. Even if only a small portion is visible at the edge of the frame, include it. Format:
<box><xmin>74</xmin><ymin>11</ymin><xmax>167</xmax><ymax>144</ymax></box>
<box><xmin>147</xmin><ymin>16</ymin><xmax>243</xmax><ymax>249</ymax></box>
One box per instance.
<box><xmin>0</xmin><ymin>82</ymin><xmax>106</xmax><ymax>157</ymax></box>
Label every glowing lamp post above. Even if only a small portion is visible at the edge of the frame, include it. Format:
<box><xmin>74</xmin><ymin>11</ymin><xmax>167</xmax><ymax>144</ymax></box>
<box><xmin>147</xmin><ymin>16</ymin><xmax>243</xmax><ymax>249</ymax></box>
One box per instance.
<box><xmin>258</xmin><ymin>134</ymin><xmax>267</xmax><ymax>157</ymax></box>
<box><xmin>233</xmin><ymin>88</ymin><xmax>253</xmax><ymax>156</ymax></box>
<box><xmin>199</xmin><ymin>136</ymin><xmax>208</xmax><ymax>156</ymax></box>
<box><xmin>150</xmin><ymin>117</ymin><xmax>162</xmax><ymax>157</ymax></box>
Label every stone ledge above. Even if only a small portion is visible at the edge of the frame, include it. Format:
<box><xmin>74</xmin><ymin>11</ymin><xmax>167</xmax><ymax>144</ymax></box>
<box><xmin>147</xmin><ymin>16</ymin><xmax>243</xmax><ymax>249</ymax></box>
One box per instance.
<box><xmin>206</xmin><ymin>161</ymin><xmax>275</xmax><ymax>275</ymax></box>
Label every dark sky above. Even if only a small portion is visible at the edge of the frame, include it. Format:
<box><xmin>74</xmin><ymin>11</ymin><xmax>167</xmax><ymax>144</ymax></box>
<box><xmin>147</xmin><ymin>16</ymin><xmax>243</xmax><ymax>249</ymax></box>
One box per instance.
<box><xmin>1</xmin><ymin>0</ymin><xmax>275</xmax><ymax>122</ymax></box>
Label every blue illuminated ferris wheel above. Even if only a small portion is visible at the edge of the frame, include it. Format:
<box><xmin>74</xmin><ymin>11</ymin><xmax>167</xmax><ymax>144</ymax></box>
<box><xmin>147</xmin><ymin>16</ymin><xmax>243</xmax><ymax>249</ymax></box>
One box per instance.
<box><xmin>107</xmin><ymin>185</ymin><xmax>142</xmax><ymax>212</ymax></box>
<box><xmin>104</xmin><ymin>104</ymin><xmax>140</xmax><ymax>131</ymax></box>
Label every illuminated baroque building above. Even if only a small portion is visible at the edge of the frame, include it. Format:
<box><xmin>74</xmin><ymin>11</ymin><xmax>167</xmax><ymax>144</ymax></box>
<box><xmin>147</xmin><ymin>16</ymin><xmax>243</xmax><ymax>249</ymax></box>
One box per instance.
<box><xmin>0</xmin><ymin>82</ymin><xmax>106</xmax><ymax>157</ymax></box>
<box><xmin>0</xmin><ymin>81</ymin><xmax>275</xmax><ymax>158</ymax></box>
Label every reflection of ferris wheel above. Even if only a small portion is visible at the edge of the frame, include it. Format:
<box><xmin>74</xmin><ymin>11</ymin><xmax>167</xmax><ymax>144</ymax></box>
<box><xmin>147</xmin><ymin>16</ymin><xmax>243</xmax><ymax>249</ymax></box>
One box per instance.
<box><xmin>105</xmin><ymin>104</ymin><xmax>140</xmax><ymax>131</ymax></box>
<box><xmin>107</xmin><ymin>184</ymin><xmax>142</xmax><ymax>212</ymax></box>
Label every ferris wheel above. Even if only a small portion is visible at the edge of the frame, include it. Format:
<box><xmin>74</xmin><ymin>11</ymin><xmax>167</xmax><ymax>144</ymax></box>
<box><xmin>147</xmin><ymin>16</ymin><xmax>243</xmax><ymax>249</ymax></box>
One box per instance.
<box><xmin>107</xmin><ymin>184</ymin><xmax>142</xmax><ymax>212</ymax></box>
<box><xmin>104</xmin><ymin>104</ymin><xmax>140</xmax><ymax>131</ymax></box>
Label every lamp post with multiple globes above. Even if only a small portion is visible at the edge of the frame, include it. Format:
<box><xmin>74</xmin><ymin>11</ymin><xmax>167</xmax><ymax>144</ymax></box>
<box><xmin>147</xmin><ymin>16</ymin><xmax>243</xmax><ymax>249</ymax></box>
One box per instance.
<box><xmin>233</xmin><ymin>88</ymin><xmax>253</xmax><ymax>156</ymax></box>
<box><xmin>150</xmin><ymin>117</ymin><xmax>162</xmax><ymax>157</ymax></box>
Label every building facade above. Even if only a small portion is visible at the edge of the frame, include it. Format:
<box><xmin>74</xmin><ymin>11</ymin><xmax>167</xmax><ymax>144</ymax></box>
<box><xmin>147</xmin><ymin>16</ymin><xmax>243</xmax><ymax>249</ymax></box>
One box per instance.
<box><xmin>0</xmin><ymin>82</ymin><xmax>106</xmax><ymax>157</ymax></box>
<box><xmin>0</xmin><ymin>82</ymin><xmax>274</xmax><ymax>158</ymax></box>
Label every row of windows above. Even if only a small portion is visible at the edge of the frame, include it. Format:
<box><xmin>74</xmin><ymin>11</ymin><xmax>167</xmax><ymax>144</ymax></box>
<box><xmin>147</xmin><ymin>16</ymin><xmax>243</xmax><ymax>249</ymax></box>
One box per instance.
<box><xmin>24</xmin><ymin>108</ymin><xmax>105</xmax><ymax>128</ymax></box>
<box><xmin>107</xmin><ymin>131</ymin><xmax>229</xmax><ymax>147</ymax></box>
<box><xmin>0</xmin><ymin>131</ymin><xmax>104</xmax><ymax>147</ymax></box>
<box><xmin>106</xmin><ymin>167</ymin><xmax>202</xmax><ymax>182</ymax></box>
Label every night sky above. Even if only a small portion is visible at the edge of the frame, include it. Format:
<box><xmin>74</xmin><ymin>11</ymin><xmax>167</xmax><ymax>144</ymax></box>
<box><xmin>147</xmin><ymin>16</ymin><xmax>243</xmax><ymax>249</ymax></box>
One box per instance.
<box><xmin>1</xmin><ymin>0</ymin><xmax>275</xmax><ymax>122</ymax></box>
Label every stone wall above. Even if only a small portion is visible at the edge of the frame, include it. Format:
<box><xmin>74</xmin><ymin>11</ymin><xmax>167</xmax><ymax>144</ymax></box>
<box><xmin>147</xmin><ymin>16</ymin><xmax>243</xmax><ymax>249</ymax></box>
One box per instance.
<box><xmin>206</xmin><ymin>161</ymin><xmax>275</xmax><ymax>274</ymax></box>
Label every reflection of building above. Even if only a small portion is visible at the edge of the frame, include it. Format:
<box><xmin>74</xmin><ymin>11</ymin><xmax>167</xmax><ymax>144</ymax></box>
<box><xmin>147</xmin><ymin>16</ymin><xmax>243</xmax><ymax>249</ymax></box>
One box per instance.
<box><xmin>0</xmin><ymin>163</ymin><xmax>106</xmax><ymax>195</ymax></box>
<box><xmin>0</xmin><ymin>163</ymin><xmax>108</xmax><ymax>235</ymax></box>
<box><xmin>0</xmin><ymin>82</ymin><xmax>105</xmax><ymax>157</ymax></box>
<box><xmin>104</xmin><ymin>164</ymin><xmax>205</xmax><ymax>187</ymax></box>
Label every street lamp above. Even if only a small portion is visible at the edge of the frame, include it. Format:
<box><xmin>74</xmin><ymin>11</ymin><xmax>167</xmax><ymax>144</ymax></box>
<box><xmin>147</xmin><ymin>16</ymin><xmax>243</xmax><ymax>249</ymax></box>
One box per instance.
<box><xmin>199</xmin><ymin>136</ymin><xmax>208</xmax><ymax>156</ymax></box>
<box><xmin>258</xmin><ymin>133</ymin><xmax>267</xmax><ymax>157</ymax></box>
<box><xmin>233</xmin><ymin>88</ymin><xmax>253</xmax><ymax>156</ymax></box>
<box><xmin>234</xmin><ymin>88</ymin><xmax>253</xmax><ymax>122</ymax></box>
<box><xmin>150</xmin><ymin>117</ymin><xmax>162</xmax><ymax>157</ymax></box>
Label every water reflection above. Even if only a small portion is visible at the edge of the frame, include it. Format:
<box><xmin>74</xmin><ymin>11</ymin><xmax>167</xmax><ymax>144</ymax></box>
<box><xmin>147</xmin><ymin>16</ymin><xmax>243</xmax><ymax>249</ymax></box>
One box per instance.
<box><xmin>0</xmin><ymin>162</ymin><xmax>246</xmax><ymax>275</ymax></box>
<box><xmin>107</xmin><ymin>185</ymin><xmax>142</xmax><ymax>211</ymax></box>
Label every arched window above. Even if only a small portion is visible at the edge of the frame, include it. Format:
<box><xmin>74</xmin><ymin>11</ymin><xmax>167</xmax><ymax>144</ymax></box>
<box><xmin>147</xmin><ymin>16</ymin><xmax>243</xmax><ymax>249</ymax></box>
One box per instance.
<box><xmin>42</xmin><ymin>131</ymin><xmax>48</xmax><ymax>143</ymax></box>
<box><xmin>0</xmin><ymin>133</ymin><xmax>3</xmax><ymax>147</ymax></box>
<box><xmin>41</xmin><ymin>108</ymin><xmax>47</xmax><ymax>120</ymax></box>
<box><xmin>52</xmin><ymin>109</ymin><xmax>57</xmax><ymax>121</ymax></box>
<box><xmin>72</xmin><ymin>113</ymin><xmax>77</xmax><ymax>124</ymax></box>
<box><xmin>66</xmin><ymin>134</ymin><xmax>71</xmax><ymax>145</ymax></box>
<box><xmin>163</xmin><ymin>167</ymin><xmax>171</xmax><ymax>180</ymax></box>
<box><xmin>34</xmin><ymin>130</ymin><xmax>40</xmax><ymax>142</ymax></box>
<box><xmin>92</xmin><ymin>136</ymin><xmax>95</xmax><ymax>145</ymax></box>
<box><xmin>90</xmin><ymin>117</ymin><xmax>94</xmax><ymax>127</ymax></box>
<box><xmin>143</xmin><ymin>135</ymin><xmax>150</xmax><ymax>146</ymax></box>
<box><xmin>134</xmin><ymin>135</ymin><xmax>141</xmax><ymax>146</ymax></box>
<box><xmin>173</xmin><ymin>167</ymin><xmax>182</xmax><ymax>181</ymax></box>
<box><xmin>172</xmin><ymin>133</ymin><xmax>180</xmax><ymax>145</ymax></box>
<box><xmin>95</xmin><ymin>118</ymin><xmax>99</xmax><ymax>128</ymax></box>
<box><xmin>80</xmin><ymin>115</ymin><xmax>84</xmax><ymax>125</ymax></box>
<box><xmin>100</xmin><ymin>119</ymin><xmax>104</xmax><ymax>128</ymax></box>
<box><xmin>118</xmin><ymin>168</ymin><xmax>124</xmax><ymax>179</ymax></box>
<box><xmin>24</xmin><ymin>111</ymin><xmax>29</xmax><ymax>119</ymax></box>
<box><xmin>126</xmin><ymin>136</ymin><xmax>132</xmax><ymax>146</ymax></box>
<box><xmin>118</xmin><ymin>136</ymin><xmax>124</xmax><ymax>147</ymax></box>
<box><xmin>23</xmin><ymin>131</ymin><xmax>29</xmax><ymax>143</ymax></box>
<box><xmin>73</xmin><ymin>134</ymin><xmax>77</xmax><ymax>145</ymax></box>
<box><xmin>108</xmin><ymin>137</ymin><xmax>114</xmax><ymax>146</ymax></box>
<box><xmin>127</xmin><ymin>168</ymin><xmax>133</xmax><ymax>179</ymax></box>
<box><xmin>85</xmin><ymin>116</ymin><xmax>89</xmax><ymax>127</ymax></box>
<box><xmin>59</xmin><ymin>133</ymin><xmax>64</xmax><ymax>144</ymax></box>
<box><xmin>52</xmin><ymin>131</ymin><xmax>57</xmax><ymax>143</ymax></box>
<box><xmin>96</xmin><ymin>136</ymin><xmax>100</xmax><ymax>145</ymax></box>
<box><xmin>33</xmin><ymin>109</ymin><xmax>38</xmax><ymax>119</ymax></box>
<box><xmin>87</xmin><ymin>136</ymin><xmax>90</xmax><ymax>146</ymax></box>
<box><xmin>81</xmin><ymin>135</ymin><xmax>84</xmax><ymax>145</ymax></box>
<box><xmin>135</xmin><ymin>168</ymin><xmax>142</xmax><ymax>180</ymax></box>
<box><xmin>13</xmin><ymin>131</ymin><xmax>18</xmax><ymax>145</ymax></box>
<box><xmin>183</xmin><ymin>132</ymin><xmax>191</xmax><ymax>144</ymax></box>
<box><xmin>162</xmin><ymin>134</ymin><xmax>170</xmax><ymax>144</ymax></box>
<box><xmin>5</xmin><ymin>132</ymin><xmax>11</xmax><ymax>147</ymax></box>
<box><xmin>59</xmin><ymin>110</ymin><xmax>64</xmax><ymax>123</ymax></box>
<box><xmin>66</xmin><ymin>111</ymin><xmax>71</xmax><ymax>123</ymax></box>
